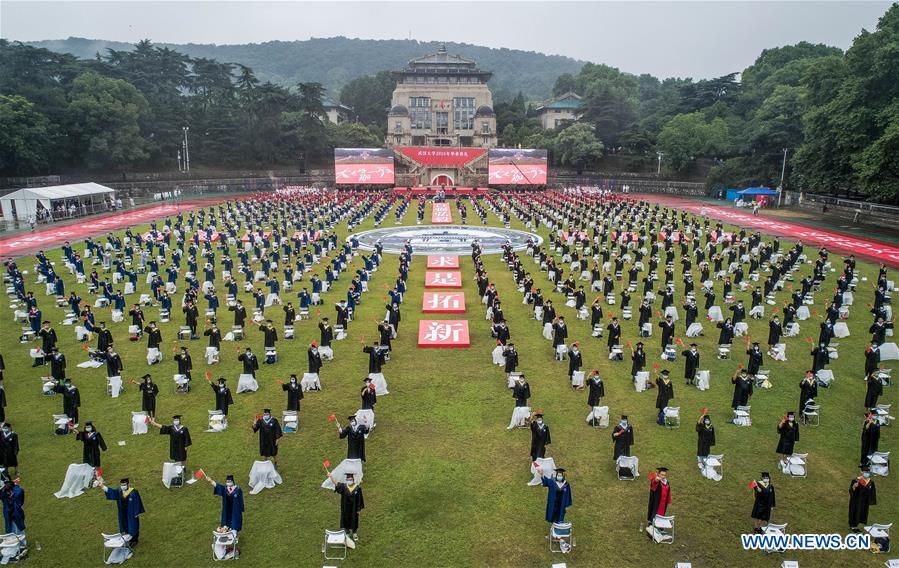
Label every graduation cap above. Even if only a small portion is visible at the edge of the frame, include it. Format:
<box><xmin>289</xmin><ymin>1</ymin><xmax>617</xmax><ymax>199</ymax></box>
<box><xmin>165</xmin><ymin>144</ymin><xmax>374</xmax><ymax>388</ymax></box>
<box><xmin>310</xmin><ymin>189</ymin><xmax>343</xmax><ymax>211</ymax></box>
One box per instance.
<box><xmin>620</xmin><ymin>414</ymin><xmax>628</xmax><ymax>420</ymax></box>
<box><xmin>263</xmin><ymin>409</ymin><xmax>272</xmax><ymax>414</ymax></box>
<box><xmin>347</xmin><ymin>415</ymin><xmax>357</xmax><ymax>421</ymax></box>
<box><xmin>362</xmin><ymin>377</ymin><xmax>372</xmax><ymax>383</ymax></box>
<box><xmin>120</xmin><ymin>478</ymin><xmax>130</xmax><ymax>484</ymax></box>
<box><xmin>225</xmin><ymin>474</ymin><xmax>234</xmax><ymax>482</ymax></box>
<box><xmin>218</xmin><ymin>378</ymin><xmax>227</xmax><ymax>383</ymax></box>
<box><xmin>860</xmin><ymin>465</ymin><xmax>871</xmax><ymax>472</ymax></box>
<box><xmin>142</xmin><ymin>374</ymin><xmax>152</xmax><ymax>380</ymax></box>
<box><xmin>554</xmin><ymin>468</ymin><xmax>566</xmax><ymax>473</ymax></box>
<box><xmin>690</xmin><ymin>343</ymin><xmax>697</xmax><ymax>347</ymax></box>
<box><xmin>534</xmin><ymin>413</ymin><xmax>544</xmax><ymax>419</ymax></box>
<box><xmin>656</xmin><ymin>467</ymin><xmax>669</xmax><ymax>473</ymax></box>
<box><xmin>85</xmin><ymin>421</ymin><xmax>94</xmax><ymax>427</ymax></box>
<box><xmin>760</xmin><ymin>472</ymin><xmax>770</xmax><ymax>478</ymax></box>
<box><xmin>660</xmin><ymin>369</ymin><xmax>670</xmax><ymax>376</ymax></box>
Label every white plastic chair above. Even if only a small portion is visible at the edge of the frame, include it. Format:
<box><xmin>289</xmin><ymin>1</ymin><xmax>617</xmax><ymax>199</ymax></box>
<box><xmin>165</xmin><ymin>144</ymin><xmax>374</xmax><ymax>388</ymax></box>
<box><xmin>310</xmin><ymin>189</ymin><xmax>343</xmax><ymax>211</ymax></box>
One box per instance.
<box><xmin>102</xmin><ymin>533</ymin><xmax>133</xmax><ymax>564</ymax></box>
<box><xmin>762</xmin><ymin>523</ymin><xmax>788</xmax><ymax>553</ymax></box>
<box><xmin>207</xmin><ymin>410</ymin><xmax>227</xmax><ymax>432</ymax></box>
<box><xmin>869</xmin><ymin>451</ymin><xmax>890</xmax><ymax>477</ymax></box>
<box><xmin>664</xmin><ymin>407</ymin><xmax>680</xmax><ymax>428</ymax></box>
<box><xmin>651</xmin><ymin>515</ymin><xmax>675</xmax><ymax>544</ymax></box>
<box><xmin>322</xmin><ymin>529</ymin><xmax>347</xmax><ymax>560</ymax></box>
<box><xmin>616</xmin><ymin>455</ymin><xmax>639</xmax><ymax>480</ymax></box>
<box><xmin>801</xmin><ymin>403</ymin><xmax>821</xmax><ymax>427</ymax></box>
<box><xmin>212</xmin><ymin>529</ymin><xmax>239</xmax><ymax>561</ymax></box>
<box><xmin>549</xmin><ymin>522</ymin><xmax>575</xmax><ymax>552</ymax></box>
<box><xmin>733</xmin><ymin>406</ymin><xmax>752</xmax><ymax>427</ymax></box>
<box><xmin>782</xmin><ymin>454</ymin><xmax>807</xmax><ymax>478</ymax></box>
<box><xmin>875</xmin><ymin>404</ymin><xmax>894</xmax><ymax>426</ymax></box>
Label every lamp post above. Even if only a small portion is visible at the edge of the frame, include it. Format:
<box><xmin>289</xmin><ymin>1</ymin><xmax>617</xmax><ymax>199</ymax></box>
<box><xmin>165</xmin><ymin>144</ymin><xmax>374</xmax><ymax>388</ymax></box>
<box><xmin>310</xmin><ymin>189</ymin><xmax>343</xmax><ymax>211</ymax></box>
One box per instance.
<box><xmin>656</xmin><ymin>152</ymin><xmax>664</xmax><ymax>175</ymax></box>
<box><xmin>182</xmin><ymin>127</ymin><xmax>190</xmax><ymax>173</ymax></box>
<box><xmin>777</xmin><ymin>148</ymin><xmax>788</xmax><ymax>207</ymax></box>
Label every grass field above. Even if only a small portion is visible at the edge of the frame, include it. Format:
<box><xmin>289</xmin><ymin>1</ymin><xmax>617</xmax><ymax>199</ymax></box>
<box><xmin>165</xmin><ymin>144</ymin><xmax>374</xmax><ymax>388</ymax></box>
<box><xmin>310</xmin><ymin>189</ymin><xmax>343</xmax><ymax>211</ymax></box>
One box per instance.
<box><xmin>0</xmin><ymin>194</ymin><xmax>894</xmax><ymax>567</ymax></box>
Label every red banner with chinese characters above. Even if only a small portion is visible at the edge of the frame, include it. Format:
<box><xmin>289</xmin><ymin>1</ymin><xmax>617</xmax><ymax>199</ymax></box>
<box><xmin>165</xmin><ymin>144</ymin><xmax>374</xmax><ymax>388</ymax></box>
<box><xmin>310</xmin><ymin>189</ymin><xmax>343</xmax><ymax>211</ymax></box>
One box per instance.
<box><xmin>422</xmin><ymin>292</ymin><xmax>466</xmax><ymax>313</ymax></box>
<box><xmin>418</xmin><ymin>320</ymin><xmax>471</xmax><ymax>347</ymax></box>
<box><xmin>396</xmin><ymin>147</ymin><xmax>487</xmax><ymax>167</ymax></box>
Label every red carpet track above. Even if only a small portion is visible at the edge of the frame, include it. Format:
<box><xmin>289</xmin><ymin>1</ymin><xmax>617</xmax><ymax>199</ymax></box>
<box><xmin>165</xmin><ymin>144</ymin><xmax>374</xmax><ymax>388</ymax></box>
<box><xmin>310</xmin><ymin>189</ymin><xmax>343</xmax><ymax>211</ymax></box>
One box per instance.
<box><xmin>635</xmin><ymin>194</ymin><xmax>899</xmax><ymax>268</ymax></box>
<box><xmin>0</xmin><ymin>197</ymin><xmax>224</xmax><ymax>257</ymax></box>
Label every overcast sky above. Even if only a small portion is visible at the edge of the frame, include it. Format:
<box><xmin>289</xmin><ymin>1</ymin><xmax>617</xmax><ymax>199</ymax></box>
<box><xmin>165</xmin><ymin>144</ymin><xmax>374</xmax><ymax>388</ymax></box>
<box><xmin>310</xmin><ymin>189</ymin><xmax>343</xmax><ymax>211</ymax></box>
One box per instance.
<box><xmin>1</xmin><ymin>1</ymin><xmax>891</xmax><ymax>78</ymax></box>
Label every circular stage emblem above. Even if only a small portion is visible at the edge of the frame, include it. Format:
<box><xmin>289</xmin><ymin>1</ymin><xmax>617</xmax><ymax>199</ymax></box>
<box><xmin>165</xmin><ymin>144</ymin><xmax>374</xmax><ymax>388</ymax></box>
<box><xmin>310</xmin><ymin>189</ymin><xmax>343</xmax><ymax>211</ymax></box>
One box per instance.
<box><xmin>351</xmin><ymin>225</ymin><xmax>543</xmax><ymax>255</ymax></box>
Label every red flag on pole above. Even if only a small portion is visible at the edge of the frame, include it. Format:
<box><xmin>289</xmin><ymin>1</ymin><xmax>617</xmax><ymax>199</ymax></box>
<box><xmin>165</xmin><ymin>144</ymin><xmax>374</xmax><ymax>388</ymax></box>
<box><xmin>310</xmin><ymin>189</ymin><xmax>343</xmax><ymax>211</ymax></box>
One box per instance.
<box><xmin>323</xmin><ymin>459</ymin><xmax>331</xmax><ymax>469</ymax></box>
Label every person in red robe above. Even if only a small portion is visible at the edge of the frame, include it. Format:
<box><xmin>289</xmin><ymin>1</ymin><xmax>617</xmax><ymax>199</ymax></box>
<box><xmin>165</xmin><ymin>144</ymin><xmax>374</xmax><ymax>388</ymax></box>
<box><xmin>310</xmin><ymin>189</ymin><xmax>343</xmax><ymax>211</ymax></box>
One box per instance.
<box><xmin>647</xmin><ymin>467</ymin><xmax>672</xmax><ymax>523</ymax></box>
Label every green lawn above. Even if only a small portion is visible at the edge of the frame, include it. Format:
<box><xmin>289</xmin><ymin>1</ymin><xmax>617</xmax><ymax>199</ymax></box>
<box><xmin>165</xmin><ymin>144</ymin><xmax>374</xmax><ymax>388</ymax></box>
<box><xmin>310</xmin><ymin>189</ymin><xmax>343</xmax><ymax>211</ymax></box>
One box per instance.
<box><xmin>1</xmin><ymin>194</ymin><xmax>894</xmax><ymax>567</ymax></box>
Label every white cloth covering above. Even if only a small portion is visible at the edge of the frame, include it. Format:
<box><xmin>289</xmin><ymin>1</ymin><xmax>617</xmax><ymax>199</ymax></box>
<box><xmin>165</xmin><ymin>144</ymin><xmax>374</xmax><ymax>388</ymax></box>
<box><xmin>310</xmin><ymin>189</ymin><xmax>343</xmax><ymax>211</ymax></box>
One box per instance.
<box><xmin>695</xmin><ymin>370</ymin><xmax>710</xmax><ymax>391</ymax></box>
<box><xmin>355</xmin><ymin>409</ymin><xmax>375</xmax><ymax>434</ymax></box>
<box><xmin>77</xmin><ymin>359</ymin><xmax>103</xmax><ymax>369</ymax></box>
<box><xmin>528</xmin><ymin>457</ymin><xmax>556</xmax><ymax>486</ymax></box>
<box><xmin>492</xmin><ymin>345</ymin><xmax>506</xmax><ymax>366</ymax></box>
<box><xmin>634</xmin><ymin>371</ymin><xmax>649</xmax><ymax>392</ymax></box>
<box><xmin>107</xmin><ymin>376</ymin><xmax>123</xmax><ymax>398</ymax></box>
<box><xmin>321</xmin><ymin>458</ymin><xmax>364</xmax><ymax>489</ymax></box>
<box><xmin>542</xmin><ymin>323</ymin><xmax>553</xmax><ymax>340</ymax></box>
<box><xmin>237</xmin><ymin>373</ymin><xmax>258</xmax><ymax>393</ymax></box>
<box><xmin>879</xmin><ymin>342</ymin><xmax>899</xmax><ymax>360</ymax></box>
<box><xmin>301</xmin><ymin>373</ymin><xmax>321</xmax><ymax>391</ymax></box>
<box><xmin>146</xmin><ymin>347</ymin><xmax>162</xmax><ymax>365</ymax></box>
<box><xmin>318</xmin><ymin>346</ymin><xmax>333</xmax><ymax>361</ymax></box>
<box><xmin>54</xmin><ymin>463</ymin><xmax>95</xmax><ymax>498</ymax></box>
<box><xmin>699</xmin><ymin>455</ymin><xmax>723</xmax><ymax>481</ymax></box>
<box><xmin>686</xmin><ymin>323</ymin><xmax>703</xmax><ymax>337</ymax></box>
<box><xmin>707</xmin><ymin>306</ymin><xmax>724</xmax><ymax>322</ymax></box>
<box><xmin>162</xmin><ymin>462</ymin><xmax>184</xmax><ymax>489</ymax></box>
<box><xmin>367</xmin><ymin>373</ymin><xmax>389</xmax><ymax>396</ymax></box>
<box><xmin>796</xmin><ymin>306</ymin><xmax>810</xmax><ymax>320</ymax></box>
<box><xmin>205</xmin><ymin>346</ymin><xmax>219</xmax><ymax>365</ymax></box>
<box><xmin>102</xmin><ymin>534</ymin><xmax>133</xmax><ymax>564</ymax></box>
<box><xmin>664</xmin><ymin>306</ymin><xmax>679</xmax><ymax>321</ymax></box>
<box><xmin>508</xmin><ymin>406</ymin><xmax>531</xmax><ymax>429</ymax></box>
<box><xmin>833</xmin><ymin>322</ymin><xmax>850</xmax><ymax>338</ymax></box>
<box><xmin>131</xmin><ymin>412</ymin><xmax>148</xmax><ymax>435</ymax></box>
<box><xmin>248</xmin><ymin>460</ymin><xmax>282</xmax><ymax>495</ymax></box>
<box><xmin>734</xmin><ymin>322</ymin><xmax>749</xmax><ymax>337</ymax></box>
<box><xmin>571</xmin><ymin>370</ymin><xmax>585</xmax><ymax>388</ymax></box>
<box><xmin>586</xmin><ymin>406</ymin><xmax>609</xmax><ymax>427</ymax></box>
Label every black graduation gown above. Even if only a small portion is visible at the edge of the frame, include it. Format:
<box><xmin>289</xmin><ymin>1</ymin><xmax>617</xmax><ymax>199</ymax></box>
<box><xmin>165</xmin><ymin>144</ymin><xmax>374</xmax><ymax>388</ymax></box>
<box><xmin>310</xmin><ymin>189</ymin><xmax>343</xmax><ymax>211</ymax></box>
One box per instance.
<box><xmin>751</xmin><ymin>483</ymin><xmax>776</xmax><ymax>521</ymax></box>
<box><xmin>865</xmin><ymin>377</ymin><xmax>883</xmax><ymax>408</ymax></box>
<box><xmin>848</xmin><ymin>479</ymin><xmax>876</xmax><ymax>527</ymax></box>
<box><xmin>512</xmin><ymin>382</ymin><xmax>531</xmax><ymax>407</ymax></box>
<box><xmin>776</xmin><ymin>421</ymin><xmax>799</xmax><ymax>455</ymax></box>
<box><xmin>865</xmin><ymin>348</ymin><xmax>880</xmax><ymax>375</ymax></box>
<box><xmin>695</xmin><ymin>424</ymin><xmax>715</xmax><ymax>457</ymax></box>
<box><xmin>39</xmin><ymin>328</ymin><xmax>58</xmax><ymax>352</ymax></box>
<box><xmin>567</xmin><ymin>350</ymin><xmax>582</xmax><ymax>376</ymax></box>
<box><xmin>76</xmin><ymin>430</ymin><xmax>107</xmax><ymax>467</ymax></box>
<box><xmin>810</xmin><ymin>347</ymin><xmax>829</xmax><ymax>372</ymax></box>
<box><xmin>682</xmin><ymin>350</ymin><xmax>699</xmax><ymax>379</ymax></box>
<box><xmin>261</xmin><ymin>325</ymin><xmax>278</xmax><ymax>348</ymax></box>
<box><xmin>552</xmin><ymin>322</ymin><xmax>568</xmax><ymax>348</ymax></box>
<box><xmin>717</xmin><ymin>322</ymin><xmax>734</xmax><ymax>345</ymax></box>
<box><xmin>204</xmin><ymin>327</ymin><xmax>222</xmax><ymax>348</ymax></box>
<box><xmin>363</xmin><ymin>346</ymin><xmax>383</xmax><ymax>373</ymax></box>
<box><xmin>102</xmin><ymin>353</ymin><xmax>124</xmax><ymax>377</ymax></box>
<box><xmin>50</xmin><ymin>353</ymin><xmax>67</xmax><ymax>380</ymax></box>
<box><xmin>0</xmin><ymin>386</ymin><xmax>5</xmax><ymax>423</ymax></box>
<box><xmin>631</xmin><ymin>349</ymin><xmax>646</xmax><ymax>376</ymax></box>
<box><xmin>340</xmin><ymin>426</ymin><xmax>368</xmax><ymax>461</ymax></box>
<box><xmin>503</xmin><ymin>348</ymin><xmax>518</xmax><ymax>373</ymax></box>
<box><xmin>0</xmin><ymin>431</ymin><xmax>19</xmax><ymax>467</ymax></box>
<box><xmin>647</xmin><ymin>478</ymin><xmax>671</xmax><ymax>522</ymax></box>
<box><xmin>159</xmin><ymin>425</ymin><xmax>192</xmax><ymax>461</ymax></box>
<box><xmin>768</xmin><ymin>321</ymin><xmax>782</xmax><ymax>345</ymax></box>
<box><xmin>731</xmin><ymin>376</ymin><xmax>753</xmax><ymax>408</ymax></box>
<box><xmin>308</xmin><ymin>349</ymin><xmax>323</xmax><ymax>373</ymax></box>
<box><xmin>860</xmin><ymin>421</ymin><xmax>880</xmax><ymax>465</ymax></box>
<box><xmin>335</xmin><ymin>483</ymin><xmax>364</xmax><ymax>532</ymax></box>
<box><xmin>54</xmin><ymin>385</ymin><xmax>81</xmax><ymax>421</ymax></box>
<box><xmin>238</xmin><ymin>353</ymin><xmax>259</xmax><ymax>376</ymax></box>
<box><xmin>253</xmin><ymin>418</ymin><xmax>283</xmax><ymax>457</ymax></box>
<box><xmin>655</xmin><ymin>378</ymin><xmax>674</xmax><ymax>410</ymax></box>
<box><xmin>607</xmin><ymin>323</ymin><xmax>621</xmax><ymax>349</ymax></box>
<box><xmin>139</xmin><ymin>382</ymin><xmax>159</xmax><ymax>414</ymax></box>
<box><xmin>658</xmin><ymin>321</ymin><xmax>675</xmax><ymax>348</ymax></box>
<box><xmin>587</xmin><ymin>377</ymin><xmax>605</xmax><ymax>407</ymax></box>
<box><xmin>530</xmin><ymin>422</ymin><xmax>551</xmax><ymax>460</ymax></box>
<box><xmin>361</xmin><ymin>386</ymin><xmax>377</xmax><ymax>410</ymax></box>
<box><xmin>282</xmin><ymin>382</ymin><xmax>304</xmax><ymax>411</ymax></box>
<box><xmin>230</xmin><ymin>305</ymin><xmax>247</xmax><ymax>326</ymax></box>
<box><xmin>746</xmin><ymin>349</ymin><xmax>763</xmax><ymax>375</ymax></box>
<box><xmin>319</xmin><ymin>324</ymin><xmax>334</xmax><ymax>347</ymax></box>
<box><xmin>799</xmin><ymin>379</ymin><xmax>817</xmax><ymax>414</ymax></box>
<box><xmin>144</xmin><ymin>328</ymin><xmax>162</xmax><ymax>349</ymax></box>
<box><xmin>612</xmin><ymin>424</ymin><xmax>634</xmax><ymax>459</ymax></box>
<box><xmin>212</xmin><ymin>385</ymin><xmax>234</xmax><ymax>415</ymax></box>
<box><xmin>97</xmin><ymin>329</ymin><xmax>114</xmax><ymax>352</ymax></box>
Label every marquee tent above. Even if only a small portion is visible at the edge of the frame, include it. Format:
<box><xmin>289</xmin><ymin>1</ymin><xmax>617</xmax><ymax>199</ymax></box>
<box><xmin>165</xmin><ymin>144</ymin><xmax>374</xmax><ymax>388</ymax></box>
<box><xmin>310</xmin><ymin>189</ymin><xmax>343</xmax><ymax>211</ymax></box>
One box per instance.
<box><xmin>0</xmin><ymin>183</ymin><xmax>116</xmax><ymax>221</ymax></box>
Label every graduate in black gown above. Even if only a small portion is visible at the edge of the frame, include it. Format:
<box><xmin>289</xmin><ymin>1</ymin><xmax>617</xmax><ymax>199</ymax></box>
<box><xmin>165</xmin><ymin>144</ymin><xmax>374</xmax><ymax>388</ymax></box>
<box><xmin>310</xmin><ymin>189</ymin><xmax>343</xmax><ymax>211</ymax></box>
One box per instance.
<box><xmin>860</xmin><ymin>412</ymin><xmax>881</xmax><ymax>467</ymax></box>
<box><xmin>238</xmin><ymin>348</ymin><xmax>259</xmax><ymax>378</ymax></box>
<box><xmin>53</xmin><ymin>378</ymin><xmax>81</xmax><ymax>424</ymax></box>
<box><xmin>536</xmin><ymin>466</ymin><xmax>572</xmax><ymax>524</ymax></box>
<box><xmin>337</xmin><ymin>415</ymin><xmax>369</xmax><ymax>462</ymax></box>
<box><xmin>798</xmin><ymin>372</ymin><xmax>818</xmax><ymax>421</ymax></box>
<box><xmin>586</xmin><ymin>370</ymin><xmax>604</xmax><ymax>408</ymax></box>
<box><xmin>848</xmin><ymin>466</ymin><xmax>877</xmax><ymax>532</ymax></box>
<box><xmin>681</xmin><ymin>343</ymin><xmax>700</xmax><ymax>385</ymax></box>
<box><xmin>567</xmin><ymin>342</ymin><xmax>582</xmax><ymax>380</ymax></box>
<box><xmin>654</xmin><ymin>370</ymin><xmax>674</xmax><ymax>425</ymax></box>
<box><xmin>130</xmin><ymin>374</ymin><xmax>158</xmax><ymax>417</ymax></box>
<box><xmin>205</xmin><ymin>473</ymin><xmax>244</xmax><ymax>532</ymax></box>
<box><xmin>630</xmin><ymin>342</ymin><xmax>646</xmax><ymax>377</ymax></box>
<box><xmin>749</xmin><ymin>472</ymin><xmax>776</xmax><ymax>533</ymax></box>
<box><xmin>206</xmin><ymin>377</ymin><xmax>234</xmax><ymax>416</ymax></box>
<box><xmin>529</xmin><ymin>413</ymin><xmax>551</xmax><ymax>460</ymax></box>
<box><xmin>776</xmin><ymin>412</ymin><xmax>800</xmax><ymax>463</ymax></box>
<box><xmin>308</xmin><ymin>343</ymin><xmax>323</xmax><ymax>374</ymax></box>
<box><xmin>647</xmin><ymin>467</ymin><xmax>672</xmax><ymax>523</ymax></box>
<box><xmin>695</xmin><ymin>412</ymin><xmax>716</xmax><ymax>460</ymax></box>
<box><xmin>0</xmin><ymin>423</ymin><xmax>20</xmax><ymax>476</ymax></box>
<box><xmin>612</xmin><ymin>415</ymin><xmax>634</xmax><ymax>460</ymax></box>
<box><xmin>279</xmin><ymin>374</ymin><xmax>304</xmax><ymax>412</ymax></box>
<box><xmin>252</xmin><ymin>409</ymin><xmax>283</xmax><ymax>465</ymax></box>
<box><xmin>730</xmin><ymin>370</ymin><xmax>753</xmax><ymax>409</ymax></box>
<box><xmin>72</xmin><ymin>421</ymin><xmax>107</xmax><ymax>467</ymax></box>
<box><xmin>150</xmin><ymin>415</ymin><xmax>192</xmax><ymax>465</ymax></box>
<box><xmin>100</xmin><ymin>477</ymin><xmax>145</xmax><ymax>545</ymax></box>
<box><xmin>503</xmin><ymin>343</ymin><xmax>519</xmax><ymax>374</ymax></box>
<box><xmin>360</xmin><ymin>378</ymin><xmax>377</xmax><ymax>410</ymax></box>
<box><xmin>864</xmin><ymin>372</ymin><xmax>883</xmax><ymax>409</ymax></box>
<box><xmin>326</xmin><ymin>469</ymin><xmax>364</xmax><ymax>542</ymax></box>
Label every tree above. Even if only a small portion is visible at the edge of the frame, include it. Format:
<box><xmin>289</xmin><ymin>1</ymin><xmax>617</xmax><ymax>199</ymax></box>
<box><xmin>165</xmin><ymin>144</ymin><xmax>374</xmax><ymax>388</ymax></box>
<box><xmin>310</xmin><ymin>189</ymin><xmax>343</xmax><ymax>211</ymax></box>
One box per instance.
<box><xmin>339</xmin><ymin>71</ymin><xmax>394</xmax><ymax>126</ymax></box>
<box><xmin>65</xmin><ymin>72</ymin><xmax>150</xmax><ymax>169</ymax></box>
<box><xmin>554</xmin><ymin>123</ymin><xmax>604</xmax><ymax>172</ymax></box>
<box><xmin>330</xmin><ymin>122</ymin><xmax>381</xmax><ymax>148</ymax></box>
<box><xmin>658</xmin><ymin>112</ymin><xmax>729</xmax><ymax>172</ymax></box>
<box><xmin>0</xmin><ymin>94</ymin><xmax>51</xmax><ymax>175</ymax></box>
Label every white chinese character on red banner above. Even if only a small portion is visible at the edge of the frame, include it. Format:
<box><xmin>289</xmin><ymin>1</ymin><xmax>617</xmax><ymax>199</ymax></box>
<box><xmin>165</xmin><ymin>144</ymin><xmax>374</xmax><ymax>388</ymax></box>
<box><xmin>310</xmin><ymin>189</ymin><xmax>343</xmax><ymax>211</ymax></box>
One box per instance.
<box><xmin>424</xmin><ymin>321</ymin><xmax>465</xmax><ymax>342</ymax></box>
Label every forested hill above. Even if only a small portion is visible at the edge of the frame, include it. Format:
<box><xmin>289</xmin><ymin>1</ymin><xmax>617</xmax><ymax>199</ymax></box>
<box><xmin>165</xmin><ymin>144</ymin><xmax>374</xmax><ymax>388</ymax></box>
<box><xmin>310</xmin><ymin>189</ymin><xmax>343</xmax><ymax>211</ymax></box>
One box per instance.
<box><xmin>26</xmin><ymin>36</ymin><xmax>585</xmax><ymax>101</ymax></box>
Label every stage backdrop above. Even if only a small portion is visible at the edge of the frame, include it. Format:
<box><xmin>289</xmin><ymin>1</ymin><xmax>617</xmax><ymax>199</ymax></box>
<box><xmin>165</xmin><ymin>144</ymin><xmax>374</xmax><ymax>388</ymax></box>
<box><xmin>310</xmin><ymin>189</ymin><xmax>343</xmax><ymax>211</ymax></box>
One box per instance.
<box><xmin>487</xmin><ymin>149</ymin><xmax>548</xmax><ymax>185</ymax></box>
<box><xmin>334</xmin><ymin>148</ymin><xmax>395</xmax><ymax>184</ymax></box>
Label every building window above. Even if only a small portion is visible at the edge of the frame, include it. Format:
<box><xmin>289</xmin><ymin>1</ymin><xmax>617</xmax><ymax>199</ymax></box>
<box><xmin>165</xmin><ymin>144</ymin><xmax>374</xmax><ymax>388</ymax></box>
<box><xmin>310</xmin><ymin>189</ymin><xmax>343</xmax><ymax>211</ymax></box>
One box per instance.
<box><xmin>395</xmin><ymin>122</ymin><xmax>403</xmax><ymax>133</ymax></box>
<box><xmin>454</xmin><ymin>97</ymin><xmax>475</xmax><ymax>130</ymax></box>
<box><xmin>481</xmin><ymin>122</ymin><xmax>490</xmax><ymax>134</ymax></box>
<box><xmin>409</xmin><ymin>97</ymin><xmax>432</xmax><ymax>130</ymax></box>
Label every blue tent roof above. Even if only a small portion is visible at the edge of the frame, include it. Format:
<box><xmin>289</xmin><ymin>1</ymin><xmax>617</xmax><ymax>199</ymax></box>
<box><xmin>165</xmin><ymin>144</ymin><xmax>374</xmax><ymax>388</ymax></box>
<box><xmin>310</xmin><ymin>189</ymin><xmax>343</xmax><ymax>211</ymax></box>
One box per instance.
<box><xmin>738</xmin><ymin>187</ymin><xmax>778</xmax><ymax>196</ymax></box>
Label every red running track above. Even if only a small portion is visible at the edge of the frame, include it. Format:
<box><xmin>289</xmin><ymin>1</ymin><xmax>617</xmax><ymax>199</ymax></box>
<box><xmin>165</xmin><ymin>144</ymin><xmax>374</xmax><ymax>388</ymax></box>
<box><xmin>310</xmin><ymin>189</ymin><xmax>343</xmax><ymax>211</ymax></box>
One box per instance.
<box><xmin>636</xmin><ymin>193</ymin><xmax>899</xmax><ymax>268</ymax></box>
<box><xmin>0</xmin><ymin>197</ymin><xmax>223</xmax><ymax>258</ymax></box>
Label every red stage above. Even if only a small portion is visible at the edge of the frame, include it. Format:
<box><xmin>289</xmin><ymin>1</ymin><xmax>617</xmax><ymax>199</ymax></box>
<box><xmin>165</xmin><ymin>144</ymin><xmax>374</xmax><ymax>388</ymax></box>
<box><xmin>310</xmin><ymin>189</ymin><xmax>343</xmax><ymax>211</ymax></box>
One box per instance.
<box><xmin>426</xmin><ymin>255</ymin><xmax>460</xmax><ymax>269</ymax></box>
<box><xmin>418</xmin><ymin>319</ymin><xmax>471</xmax><ymax>348</ymax></box>
<box><xmin>425</xmin><ymin>271</ymin><xmax>462</xmax><ymax>288</ymax></box>
<box><xmin>422</xmin><ymin>292</ymin><xmax>466</xmax><ymax>313</ymax></box>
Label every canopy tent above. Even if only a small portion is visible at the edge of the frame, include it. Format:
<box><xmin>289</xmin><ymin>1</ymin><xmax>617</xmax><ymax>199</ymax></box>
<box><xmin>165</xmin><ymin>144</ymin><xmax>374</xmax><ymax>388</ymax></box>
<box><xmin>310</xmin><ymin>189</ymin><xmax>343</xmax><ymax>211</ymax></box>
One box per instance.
<box><xmin>737</xmin><ymin>187</ymin><xmax>778</xmax><ymax>197</ymax></box>
<box><xmin>0</xmin><ymin>183</ymin><xmax>116</xmax><ymax>221</ymax></box>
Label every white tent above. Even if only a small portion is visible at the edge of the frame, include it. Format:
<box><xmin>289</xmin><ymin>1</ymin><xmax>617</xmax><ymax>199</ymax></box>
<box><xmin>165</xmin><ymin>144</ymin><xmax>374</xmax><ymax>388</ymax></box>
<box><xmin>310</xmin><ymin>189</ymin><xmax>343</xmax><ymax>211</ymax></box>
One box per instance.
<box><xmin>0</xmin><ymin>183</ymin><xmax>116</xmax><ymax>221</ymax></box>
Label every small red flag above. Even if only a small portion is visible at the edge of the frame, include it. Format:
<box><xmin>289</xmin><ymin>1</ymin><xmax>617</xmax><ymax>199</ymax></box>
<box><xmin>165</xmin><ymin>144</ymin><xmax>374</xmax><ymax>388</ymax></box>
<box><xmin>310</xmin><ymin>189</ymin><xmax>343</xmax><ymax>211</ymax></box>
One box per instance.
<box><xmin>82</xmin><ymin>343</ymin><xmax>89</xmax><ymax>350</ymax></box>
<box><xmin>144</xmin><ymin>416</ymin><xmax>150</xmax><ymax>423</ymax></box>
<box><xmin>805</xmin><ymin>337</ymin><xmax>813</xmax><ymax>343</ymax></box>
<box><xmin>652</xmin><ymin>363</ymin><xmax>660</xmax><ymax>370</ymax></box>
<box><xmin>323</xmin><ymin>459</ymin><xmax>331</xmax><ymax>469</ymax></box>
<box><xmin>626</xmin><ymin>340</ymin><xmax>632</xmax><ymax>348</ymax></box>
<box><xmin>96</xmin><ymin>467</ymin><xmax>103</xmax><ymax>477</ymax></box>
<box><xmin>748</xmin><ymin>480</ymin><xmax>757</xmax><ymax>490</ymax></box>
<box><xmin>205</xmin><ymin>371</ymin><xmax>212</xmax><ymax>378</ymax></box>
<box><xmin>701</xmin><ymin>407</ymin><xmax>708</xmax><ymax>415</ymax></box>
<box><xmin>316</xmin><ymin>309</ymin><xmax>321</xmax><ymax>316</ymax></box>
<box><xmin>194</xmin><ymin>469</ymin><xmax>204</xmax><ymax>480</ymax></box>
<box><xmin>327</xmin><ymin>414</ymin><xmax>336</xmax><ymax>421</ymax></box>
<box><xmin>66</xmin><ymin>421</ymin><xmax>74</xmax><ymax>428</ymax></box>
